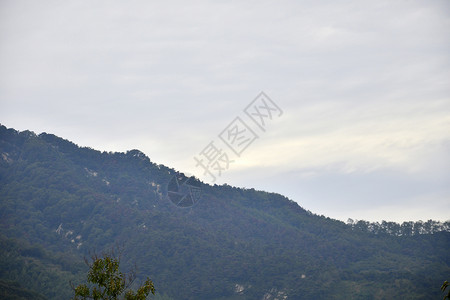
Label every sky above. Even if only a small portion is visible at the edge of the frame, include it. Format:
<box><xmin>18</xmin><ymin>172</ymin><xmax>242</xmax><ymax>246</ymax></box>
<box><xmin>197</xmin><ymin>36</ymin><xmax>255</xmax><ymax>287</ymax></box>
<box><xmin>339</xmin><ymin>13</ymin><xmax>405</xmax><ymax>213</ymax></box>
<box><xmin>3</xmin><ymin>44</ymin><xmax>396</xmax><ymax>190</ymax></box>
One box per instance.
<box><xmin>1</xmin><ymin>0</ymin><xmax>449</xmax><ymax>222</ymax></box>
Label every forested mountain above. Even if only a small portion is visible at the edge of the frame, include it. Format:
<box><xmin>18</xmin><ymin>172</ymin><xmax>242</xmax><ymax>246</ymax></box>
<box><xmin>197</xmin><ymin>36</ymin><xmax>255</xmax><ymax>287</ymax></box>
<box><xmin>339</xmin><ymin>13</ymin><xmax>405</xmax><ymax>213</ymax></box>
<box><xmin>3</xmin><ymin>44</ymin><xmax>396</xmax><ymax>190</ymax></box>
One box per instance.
<box><xmin>0</xmin><ymin>124</ymin><xmax>449</xmax><ymax>300</ymax></box>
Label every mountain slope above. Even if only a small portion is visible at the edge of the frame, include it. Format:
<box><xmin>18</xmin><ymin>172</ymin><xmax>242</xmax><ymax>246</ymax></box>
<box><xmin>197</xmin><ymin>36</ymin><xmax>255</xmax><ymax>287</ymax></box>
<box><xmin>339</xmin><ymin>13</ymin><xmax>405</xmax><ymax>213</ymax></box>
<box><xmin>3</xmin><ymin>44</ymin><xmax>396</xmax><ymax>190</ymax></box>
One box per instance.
<box><xmin>0</xmin><ymin>124</ymin><xmax>449</xmax><ymax>300</ymax></box>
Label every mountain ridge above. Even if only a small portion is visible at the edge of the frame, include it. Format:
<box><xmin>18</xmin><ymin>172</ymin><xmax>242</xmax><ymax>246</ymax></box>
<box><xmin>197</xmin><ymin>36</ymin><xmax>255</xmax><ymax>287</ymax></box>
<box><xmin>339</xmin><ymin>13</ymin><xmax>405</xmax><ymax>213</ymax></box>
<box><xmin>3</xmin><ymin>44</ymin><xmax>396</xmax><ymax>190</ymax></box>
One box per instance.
<box><xmin>1</xmin><ymin>124</ymin><xmax>449</xmax><ymax>299</ymax></box>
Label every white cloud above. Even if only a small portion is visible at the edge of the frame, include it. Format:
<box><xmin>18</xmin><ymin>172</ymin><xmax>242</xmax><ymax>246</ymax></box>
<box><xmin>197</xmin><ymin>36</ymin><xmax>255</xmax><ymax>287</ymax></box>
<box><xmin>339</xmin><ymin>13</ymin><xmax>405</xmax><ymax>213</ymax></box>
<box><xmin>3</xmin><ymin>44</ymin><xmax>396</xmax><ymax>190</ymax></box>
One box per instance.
<box><xmin>0</xmin><ymin>0</ymin><xmax>449</xmax><ymax>221</ymax></box>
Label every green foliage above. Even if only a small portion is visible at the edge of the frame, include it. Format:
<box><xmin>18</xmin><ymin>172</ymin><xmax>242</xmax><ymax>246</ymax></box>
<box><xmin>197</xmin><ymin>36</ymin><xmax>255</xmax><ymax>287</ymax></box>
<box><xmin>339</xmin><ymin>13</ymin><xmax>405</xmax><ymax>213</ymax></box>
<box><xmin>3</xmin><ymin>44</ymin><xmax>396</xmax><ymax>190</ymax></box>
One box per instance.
<box><xmin>442</xmin><ymin>281</ymin><xmax>450</xmax><ymax>300</ymax></box>
<box><xmin>0</xmin><ymin>279</ymin><xmax>47</xmax><ymax>300</ymax></box>
<box><xmin>0</xmin><ymin>234</ymin><xmax>85</xmax><ymax>299</ymax></box>
<box><xmin>347</xmin><ymin>218</ymin><xmax>450</xmax><ymax>236</ymax></box>
<box><xmin>1</xmin><ymin>124</ymin><xmax>450</xmax><ymax>299</ymax></box>
<box><xmin>73</xmin><ymin>253</ymin><xmax>155</xmax><ymax>300</ymax></box>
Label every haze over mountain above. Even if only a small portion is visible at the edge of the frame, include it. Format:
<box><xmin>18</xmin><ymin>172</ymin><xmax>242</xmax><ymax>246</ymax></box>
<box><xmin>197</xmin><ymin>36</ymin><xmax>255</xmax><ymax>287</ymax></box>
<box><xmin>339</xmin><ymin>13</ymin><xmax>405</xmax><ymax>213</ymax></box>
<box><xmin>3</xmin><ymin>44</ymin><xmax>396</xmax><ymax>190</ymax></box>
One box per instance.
<box><xmin>1</xmin><ymin>124</ymin><xmax>449</xmax><ymax>299</ymax></box>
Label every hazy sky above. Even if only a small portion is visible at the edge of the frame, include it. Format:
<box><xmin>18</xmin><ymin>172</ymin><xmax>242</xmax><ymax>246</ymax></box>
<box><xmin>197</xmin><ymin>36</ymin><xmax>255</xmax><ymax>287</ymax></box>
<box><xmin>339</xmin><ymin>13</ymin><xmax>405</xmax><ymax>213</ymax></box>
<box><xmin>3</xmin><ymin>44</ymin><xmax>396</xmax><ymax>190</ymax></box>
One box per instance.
<box><xmin>1</xmin><ymin>0</ymin><xmax>449</xmax><ymax>222</ymax></box>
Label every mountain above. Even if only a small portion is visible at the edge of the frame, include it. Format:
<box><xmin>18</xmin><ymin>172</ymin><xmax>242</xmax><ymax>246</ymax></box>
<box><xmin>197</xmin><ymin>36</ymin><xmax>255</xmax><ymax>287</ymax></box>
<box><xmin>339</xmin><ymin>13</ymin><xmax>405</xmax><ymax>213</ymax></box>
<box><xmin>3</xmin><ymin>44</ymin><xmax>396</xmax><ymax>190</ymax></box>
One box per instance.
<box><xmin>0</xmin><ymin>124</ymin><xmax>449</xmax><ymax>300</ymax></box>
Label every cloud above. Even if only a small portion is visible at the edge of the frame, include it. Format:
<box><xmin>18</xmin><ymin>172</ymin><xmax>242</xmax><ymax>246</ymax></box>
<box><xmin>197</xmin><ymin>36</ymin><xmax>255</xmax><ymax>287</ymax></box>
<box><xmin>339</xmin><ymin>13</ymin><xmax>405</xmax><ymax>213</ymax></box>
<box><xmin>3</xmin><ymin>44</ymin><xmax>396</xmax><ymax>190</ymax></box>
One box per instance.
<box><xmin>0</xmin><ymin>0</ymin><xmax>449</xmax><ymax>221</ymax></box>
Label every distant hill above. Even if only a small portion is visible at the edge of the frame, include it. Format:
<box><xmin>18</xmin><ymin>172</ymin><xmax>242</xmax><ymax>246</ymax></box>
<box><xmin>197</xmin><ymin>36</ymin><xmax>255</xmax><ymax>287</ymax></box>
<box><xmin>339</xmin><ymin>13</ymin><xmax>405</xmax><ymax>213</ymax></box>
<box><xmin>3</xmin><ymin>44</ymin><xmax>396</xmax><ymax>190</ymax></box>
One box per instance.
<box><xmin>0</xmin><ymin>124</ymin><xmax>449</xmax><ymax>299</ymax></box>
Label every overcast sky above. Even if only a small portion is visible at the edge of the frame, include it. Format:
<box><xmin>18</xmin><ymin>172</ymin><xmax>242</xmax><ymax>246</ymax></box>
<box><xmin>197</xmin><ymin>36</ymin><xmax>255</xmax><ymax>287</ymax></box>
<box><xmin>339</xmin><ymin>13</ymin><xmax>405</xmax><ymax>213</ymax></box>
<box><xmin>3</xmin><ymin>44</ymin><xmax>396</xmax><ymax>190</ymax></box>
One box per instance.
<box><xmin>1</xmin><ymin>0</ymin><xmax>449</xmax><ymax>222</ymax></box>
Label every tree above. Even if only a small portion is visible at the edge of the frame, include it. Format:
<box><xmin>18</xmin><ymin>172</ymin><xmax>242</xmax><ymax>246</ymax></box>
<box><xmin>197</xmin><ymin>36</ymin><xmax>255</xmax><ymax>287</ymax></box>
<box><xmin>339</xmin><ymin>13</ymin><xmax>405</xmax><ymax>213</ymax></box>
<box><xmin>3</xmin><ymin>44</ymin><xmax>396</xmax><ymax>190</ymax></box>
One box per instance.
<box><xmin>72</xmin><ymin>252</ymin><xmax>155</xmax><ymax>300</ymax></box>
<box><xmin>442</xmin><ymin>281</ymin><xmax>450</xmax><ymax>300</ymax></box>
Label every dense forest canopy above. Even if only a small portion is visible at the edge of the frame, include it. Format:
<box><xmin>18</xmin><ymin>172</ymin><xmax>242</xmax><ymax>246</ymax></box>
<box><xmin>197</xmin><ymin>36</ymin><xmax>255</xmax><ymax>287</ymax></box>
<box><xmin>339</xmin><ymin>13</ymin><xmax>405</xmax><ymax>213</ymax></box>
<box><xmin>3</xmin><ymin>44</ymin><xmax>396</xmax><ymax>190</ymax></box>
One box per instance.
<box><xmin>0</xmin><ymin>124</ymin><xmax>449</xmax><ymax>299</ymax></box>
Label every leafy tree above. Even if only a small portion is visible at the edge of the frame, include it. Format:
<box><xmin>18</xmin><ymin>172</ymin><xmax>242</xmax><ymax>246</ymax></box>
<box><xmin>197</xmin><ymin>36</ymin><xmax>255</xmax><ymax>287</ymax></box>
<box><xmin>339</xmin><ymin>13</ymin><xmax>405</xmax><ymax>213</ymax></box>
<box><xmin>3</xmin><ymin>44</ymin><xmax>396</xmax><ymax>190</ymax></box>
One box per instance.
<box><xmin>442</xmin><ymin>281</ymin><xmax>450</xmax><ymax>300</ymax></box>
<box><xmin>72</xmin><ymin>252</ymin><xmax>155</xmax><ymax>300</ymax></box>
